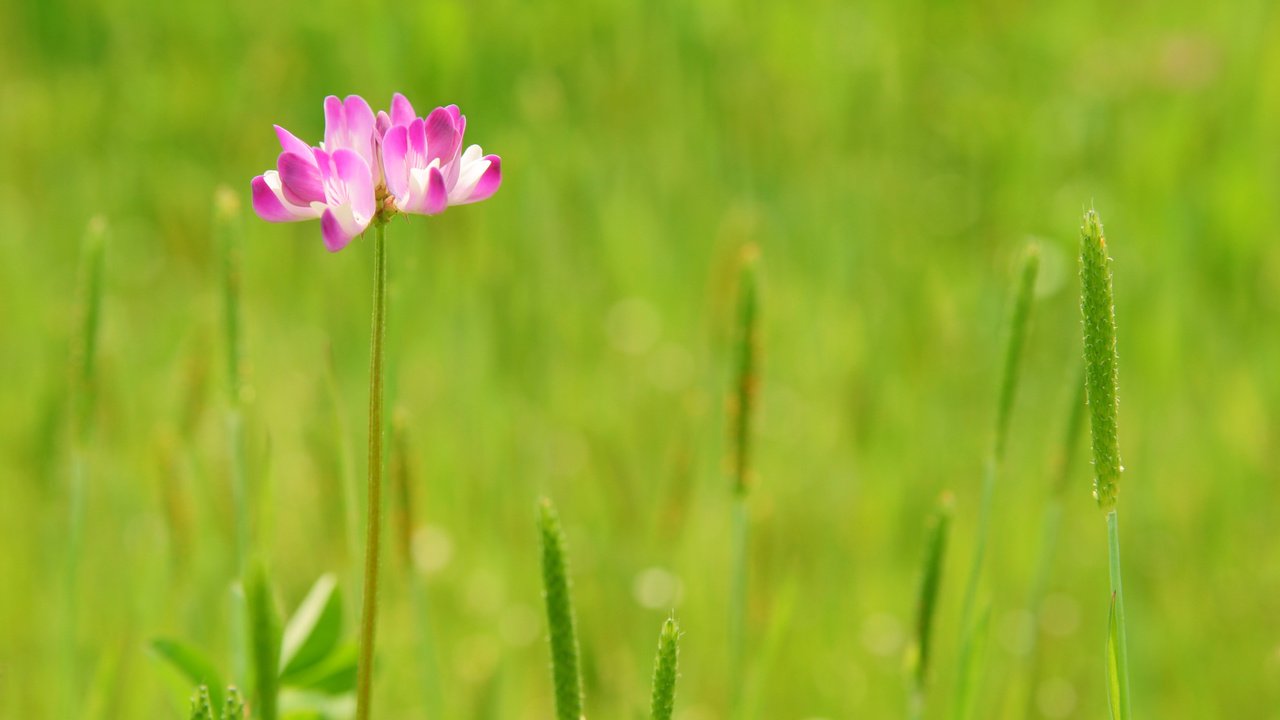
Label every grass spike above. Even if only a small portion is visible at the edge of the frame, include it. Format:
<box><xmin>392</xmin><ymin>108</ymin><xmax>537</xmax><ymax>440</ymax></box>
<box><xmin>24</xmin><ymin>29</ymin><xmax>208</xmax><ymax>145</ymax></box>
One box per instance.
<box><xmin>649</xmin><ymin>616</ymin><xmax>681</xmax><ymax>720</ymax></box>
<box><xmin>222</xmin><ymin>686</ymin><xmax>245</xmax><ymax>720</ymax></box>
<box><xmin>538</xmin><ymin>498</ymin><xmax>584</xmax><ymax>720</ymax></box>
<box><xmin>1079</xmin><ymin>207</ymin><xmax>1132</xmax><ymax>720</ymax></box>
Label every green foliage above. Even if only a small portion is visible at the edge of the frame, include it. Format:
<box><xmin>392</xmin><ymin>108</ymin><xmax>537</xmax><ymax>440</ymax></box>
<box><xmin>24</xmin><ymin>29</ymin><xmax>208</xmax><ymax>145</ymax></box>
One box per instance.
<box><xmin>537</xmin><ymin>498</ymin><xmax>583</xmax><ymax>720</ymax></box>
<box><xmin>730</xmin><ymin>245</ymin><xmax>760</xmax><ymax>498</ymax></box>
<box><xmin>649</xmin><ymin>617</ymin><xmax>681</xmax><ymax>720</ymax></box>
<box><xmin>907</xmin><ymin>491</ymin><xmax>953</xmax><ymax>713</ymax></box>
<box><xmin>154</xmin><ymin>640</ymin><xmax>226</xmax><ymax>713</ymax></box>
<box><xmin>279</xmin><ymin>575</ymin><xmax>343</xmax><ymax>683</ymax></box>
<box><xmin>994</xmin><ymin>245</ymin><xmax>1040</xmax><ymax>458</ymax></box>
<box><xmin>156</xmin><ymin>572</ymin><xmax>357</xmax><ymax>720</ymax></box>
<box><xmin>5</xmin><ymin>2</ymin><xmax>1277</xmax><ymax>717</ymax></box>
<box><xmin>1079</xmin><ymin>209</ymin><xmax>1123</xmax><ymax>510</ymax></box>
<box><xmin>247</xmin><ymin>564</ymin><xmax>282</xmax><ymax>720</ymax></box>
<box><xmin>70</xmin><ymin>217</ymin><xmax>106</xmax><ymax>440</ymax></box>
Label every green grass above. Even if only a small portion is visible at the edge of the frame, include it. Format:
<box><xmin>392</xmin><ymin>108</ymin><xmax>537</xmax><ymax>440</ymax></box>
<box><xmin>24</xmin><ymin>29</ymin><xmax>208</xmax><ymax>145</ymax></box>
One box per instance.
<box><xmin>4</xmin><ymin>1</ymin><xmax>1280</xmax><ymax>717</ymax></box>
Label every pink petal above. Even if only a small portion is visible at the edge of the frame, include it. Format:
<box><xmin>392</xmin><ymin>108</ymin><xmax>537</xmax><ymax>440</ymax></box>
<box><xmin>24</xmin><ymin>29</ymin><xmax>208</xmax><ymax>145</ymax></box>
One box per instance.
<box><xmin>332</xmin><ymin>148</ymin><xmax>376</xmax><ymax>223</ymax></box>
<box><xmin>251</xmin><ymin>174</ymin><xmax>317</xmax><ymax>222</ymax></box>
<box><xmin>274</xmin><ymin>125</ymin><xmax>313</xmax><ymax>157</ymax></box>
<box><xmin>323</xmin><ymin>96</ymin><xmax>344</xmax><ymax>148</ymax></box>
<box><xmin>391</xmin><ymin>93</ymin><xmax>416</xmax><ymax>127</ymax></box>
<box><xmin>321</xmin><ymin>208</ymin><xmax>356</xmax><ymax>252</ymax></box>
<box><xmin>343</xmin><ymin>95</ymin><xmax>374</xmax><ymax>138</ymax></box>
<box><xmin>465</xmin><ymin>155</ymin><xmax>502</xmax><ymax>204</ymax></box>
<box><xmin>424</xmin><ymin>107</ymin><xmax>459</xmax><ymax>166</ymax></box>
<box><xmin>407</xmin><ymin>118</ymin><xmax>428</xmax><ymax>164</ymax></box>
<box><xmin>277</xmin><ymin>151</ymin><xmax>324</xmax><ymax>205</ymax></box>
<box><xmin>381</xmin><ymin>125</ymin><xmax>409</xmax><ymax>200</ymax></box>
<box><xmin>424</xmin><ymin>166</ymin><xmax>448</xmax><ymax>215</ymax></box>
<box><xmin>375</xmin><ymin>111</ymin><xmax>392</xmax><ymax>138</ymax></box>
<box><xmin>251</xmin><ymin>175</ymin><xmax>295</xmax><ymax>222</ymax></box>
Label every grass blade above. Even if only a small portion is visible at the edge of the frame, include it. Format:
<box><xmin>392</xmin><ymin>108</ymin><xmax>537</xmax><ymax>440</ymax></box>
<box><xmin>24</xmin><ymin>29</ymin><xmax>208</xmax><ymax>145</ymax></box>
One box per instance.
<box><xmin>907</xmin><ymin>492</ymin><xmax>953</xmax><ymax>720</ymax></box>
<box><xmin>246</xmin><ymin>563</ymin><xmax>281</xmax><ymax>720</ymax></box>
<box><xmin>728</xmin><ymin>245</ymin><xmax>759</xmax><ymax>718</ymax></box>
<box><xmin>152</xmin><ymin>639</ymin><xmax>225</xmax><ymax>711</ymax></box>
<box><xmin>538</xmin><ymin>498</ymin><xmax>583</xmax><ymax>720</ymax></box>
<box><xmin>953</xmin><ymin>244</ymin><xmax>1039</xmax><ymax>720</ymax></box>
<box><xmin>649</xmin><ymin>616</ymin><xmax>681</xmax><ymax>720</ymax></box>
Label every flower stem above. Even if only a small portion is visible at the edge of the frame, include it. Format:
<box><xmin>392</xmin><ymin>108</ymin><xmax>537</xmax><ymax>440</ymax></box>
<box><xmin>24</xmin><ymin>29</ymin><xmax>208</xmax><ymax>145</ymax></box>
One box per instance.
<box><xmin>1106</xmin><ymin>510</ymin><xmax>1132</xmax><ymax>719</ymax></box>
<box><xmin>356</xmin><ymin>223</ymin><xmax>388</xmax><ymax>720</ymax></box>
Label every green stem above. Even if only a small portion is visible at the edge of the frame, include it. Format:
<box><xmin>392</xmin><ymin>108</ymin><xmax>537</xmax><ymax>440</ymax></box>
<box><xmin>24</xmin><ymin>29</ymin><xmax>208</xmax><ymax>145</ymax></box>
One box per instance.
<box><xmin>1107</xmin><ymin>510</ymin><xmax>1132</xmax><ymax>720</ymax></box>
<box><xmin>728</xmin><ymin>496</ymin><xmax>748</xmax><ymax>719</ymax></box>
<box><xmin>356</xmin><ymin>223</ymin><xmax>389</xmax><ymax>720</ymax></box>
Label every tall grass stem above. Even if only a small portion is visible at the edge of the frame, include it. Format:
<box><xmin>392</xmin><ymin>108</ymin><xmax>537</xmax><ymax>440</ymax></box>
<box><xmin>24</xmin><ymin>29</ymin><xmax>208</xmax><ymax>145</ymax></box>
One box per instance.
<box><xmin>64</xmin><ymin>216</ymin><xmax>105</xmax><ymax>719</ymax></box>
<box><xmin>728</xmin><ymin>245</ymin><xmax>759</xmax><ymax>718</ymax></box>
<box><xmin>953</xmin><ymin>245</ymin><xmax>1039</xmax><ymax>720</ymax></box>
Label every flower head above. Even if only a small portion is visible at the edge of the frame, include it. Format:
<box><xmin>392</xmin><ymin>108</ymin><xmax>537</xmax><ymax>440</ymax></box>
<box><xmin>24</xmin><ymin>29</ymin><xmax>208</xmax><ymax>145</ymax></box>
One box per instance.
<box><xmin>251</xmin><ymin>93</ymin><xmax>502</xmax><ymax>251</ymax></box>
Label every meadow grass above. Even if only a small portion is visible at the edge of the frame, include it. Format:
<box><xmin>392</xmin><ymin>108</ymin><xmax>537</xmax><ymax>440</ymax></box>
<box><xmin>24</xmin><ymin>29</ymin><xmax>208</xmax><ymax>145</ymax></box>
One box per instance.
<box><xmin>5</xmin><ymin>2</ymin><xmax>1280</xmax><ymax>718</ymax></box>
<box><xmin>63</xmin><ymin>216</ymin><xmax>105</xmax><ymax>719</ymax></box>
<box><xmin>537</xmin><ymin>498</ymin><xmax>584</xmax><ymax>720</ymax></box>
<box><xmin>906</xmin><ymin>491</ymin><xmax>952</xmax><ymax>720</ymax></box>
<box><xmin>649</xmin><ymin>616</ymin><xmax>681</xmax><ymax>720</ymax></box>
<box><xmin>1079</xmin><ymin>208</ymin><xmax>1132</xmax><ymax>719</ymax></box>
<box><xmin>952</xmin><ymin>244</ymin><xmax>1039</xmax><ymax>720</ymax></box>
<box><xmin>728</xmin><ymin>244</ymin><xmax>759</xmax><ymax>719</ymax></box>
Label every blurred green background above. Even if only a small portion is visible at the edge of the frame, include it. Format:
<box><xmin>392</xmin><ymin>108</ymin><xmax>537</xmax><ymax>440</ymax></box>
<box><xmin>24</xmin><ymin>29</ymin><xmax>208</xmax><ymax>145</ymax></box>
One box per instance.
<box><xmin>3</xmin><ymin>0</ymin><xmax>1280</xmax><ymax>717</ymax></box>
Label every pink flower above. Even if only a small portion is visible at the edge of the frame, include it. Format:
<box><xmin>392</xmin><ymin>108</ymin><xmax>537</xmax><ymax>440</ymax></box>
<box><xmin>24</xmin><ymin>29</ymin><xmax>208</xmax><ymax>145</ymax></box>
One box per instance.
<box><xmin>251</xmin><ymin>93</ymin><xmax>502</xmax><ymax>251</ymax></box>
<box><xmin>251</xmin><ymin>95</ymin><xmax>377</xmax><ymax>252</ymax></box>
<box><xmin>379</xmin><ymin>97</ymin><xmax>502</xmax><ymax>216</ymax></box>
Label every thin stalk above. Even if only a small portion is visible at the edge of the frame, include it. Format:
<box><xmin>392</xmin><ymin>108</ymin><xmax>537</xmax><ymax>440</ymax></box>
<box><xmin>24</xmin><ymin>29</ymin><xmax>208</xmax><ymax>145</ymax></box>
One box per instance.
<box><xmin>728</xmin><ymin>496</ymin><xmax>748</xmax><ymax>718</ymax></box>
<box><xmin>64</xmin><ymin>216</ymin><xmax>106</xmax><ymax>719</ymax></box>
<box><xmin>390</xmin><ymin>413</ymin><xmax>443</xmax><ymax>717</ymax></box>
<box><xmin>728</xmin><ymin>245</ymin><xmax>759</xmax><ymax>719</ymax></box>
<box><xmin>323</xmin><ymin>342</ymin><xmax>361</xmax><ymax>574</ymax></box>
<box><xmin>216</xmin><ymin>187</ymin><xmax>251</xmax><ymax>685</ymax></box>
<box><xmin>356</xmin><ymin>223</ymin><xmax>389</xmax><ymax>720</ymax></box>
<box><xmin>1106</xmin><ymin>511</ymin><xmax>1132</xmax><ymax>719</ymax></box>
<box><xmin>1022</xmin><ymin>368</ymin><xmax>1086</xmax><ymax>718</ymax></box>
<box><xmin>953</xmin><ymin>245</ymin><xmax>1039</xmax><ymax>720</ymax></box>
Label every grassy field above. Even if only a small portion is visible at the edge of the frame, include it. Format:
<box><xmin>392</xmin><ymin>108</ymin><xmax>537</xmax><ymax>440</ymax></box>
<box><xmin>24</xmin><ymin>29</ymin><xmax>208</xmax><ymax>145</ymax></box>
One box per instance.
<box><xmin>3</xmin><ymin>0</ymin><xmax>1280</xmax><ymax>717</ymax></box>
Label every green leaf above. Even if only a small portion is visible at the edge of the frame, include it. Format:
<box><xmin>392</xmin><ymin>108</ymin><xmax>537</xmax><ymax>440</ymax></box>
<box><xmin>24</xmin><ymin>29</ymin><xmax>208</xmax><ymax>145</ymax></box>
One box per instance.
<box><xmin>279</xmin><ymin>688</ymin><xmax>356</xmax><ymax>719</ymax></box>
<box><xmin>246</xmin><ymin>563</ymin><xmax>282</xmax><ymax>720</ymax></box>
<box><xmin>1106</xmin><ymin>593</ymin><xmax>1121</xmax><ymax>720</ymax></box>
<box><xmin>280</xmin><ymin>574</ymin><xmax>343</xmax><ymax>682</ymax></box>
<box><xmin>151</xmin><ymin>639</ymin><xmax>224</xmax><ymax>711</ymax></box>
<box><xmin>284</xmin><ymin>641</ymin><xmax>358</xmax><ymax>696</ymax></box>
